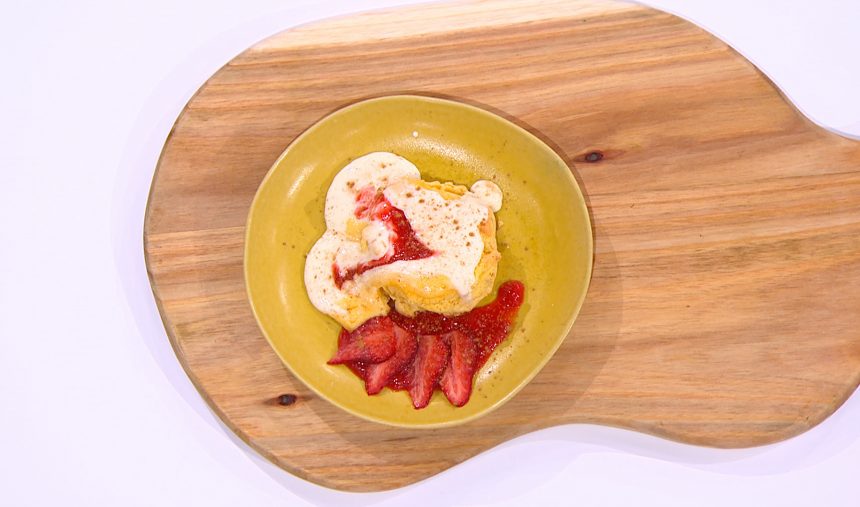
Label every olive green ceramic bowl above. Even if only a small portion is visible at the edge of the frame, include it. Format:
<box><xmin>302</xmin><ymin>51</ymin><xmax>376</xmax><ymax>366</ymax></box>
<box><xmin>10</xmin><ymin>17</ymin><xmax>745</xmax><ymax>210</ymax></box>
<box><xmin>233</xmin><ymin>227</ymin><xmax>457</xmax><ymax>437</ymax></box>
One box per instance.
<box><xmin>245</xmin><ymin>95</ymin><xmax>592</xmax><ymax>427</ymax></box>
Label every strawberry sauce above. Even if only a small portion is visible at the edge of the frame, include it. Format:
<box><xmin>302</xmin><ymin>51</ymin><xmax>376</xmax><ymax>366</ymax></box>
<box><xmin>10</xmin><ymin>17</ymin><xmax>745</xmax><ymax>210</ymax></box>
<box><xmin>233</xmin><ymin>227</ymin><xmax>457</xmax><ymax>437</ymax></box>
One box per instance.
<box><xmin>333</xmin><ymin>188</ymin><xmax>434</xmax><ymax>288</ymax></box>
<box><xmin>390</xmin><ymin>280</ymin><xmax>525</xmax><ymax>368</ymax></box>
<box><xmin>344</xmin><ymin>281</ymin><xmax>525</xmax><ymax>393</ymax></box>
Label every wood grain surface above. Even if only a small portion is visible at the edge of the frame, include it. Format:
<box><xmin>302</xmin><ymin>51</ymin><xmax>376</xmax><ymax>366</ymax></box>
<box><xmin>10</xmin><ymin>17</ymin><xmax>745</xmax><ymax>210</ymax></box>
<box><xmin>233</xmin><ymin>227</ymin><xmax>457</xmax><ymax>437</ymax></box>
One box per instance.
<box><xmin>144</xmin><ymin>0</ymin><xmax>860</xmax><ymax>491</ymax></box>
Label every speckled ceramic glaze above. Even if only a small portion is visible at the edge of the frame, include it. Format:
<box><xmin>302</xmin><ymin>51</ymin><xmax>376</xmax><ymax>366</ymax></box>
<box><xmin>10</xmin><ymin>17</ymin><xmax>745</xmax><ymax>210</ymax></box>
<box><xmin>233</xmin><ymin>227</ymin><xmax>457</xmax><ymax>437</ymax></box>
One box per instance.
<box><xmin>245</xmin><ymin>95</ymin><xmax>593</xmax><ymax>427</ymax></box>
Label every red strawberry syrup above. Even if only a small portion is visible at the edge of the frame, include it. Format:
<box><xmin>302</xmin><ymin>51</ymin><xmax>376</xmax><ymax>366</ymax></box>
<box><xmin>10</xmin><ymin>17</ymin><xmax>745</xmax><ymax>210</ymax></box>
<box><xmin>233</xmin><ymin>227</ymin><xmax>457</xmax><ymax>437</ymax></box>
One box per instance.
<box><xmin>333</xmin><ymin>187</ymin><xmax>434</xmax><ymax>288</ymax></box>
<box><xmin>345</xmin><ymin>280</ymin><xmax>525</xmax><ymax>392</ymax></box>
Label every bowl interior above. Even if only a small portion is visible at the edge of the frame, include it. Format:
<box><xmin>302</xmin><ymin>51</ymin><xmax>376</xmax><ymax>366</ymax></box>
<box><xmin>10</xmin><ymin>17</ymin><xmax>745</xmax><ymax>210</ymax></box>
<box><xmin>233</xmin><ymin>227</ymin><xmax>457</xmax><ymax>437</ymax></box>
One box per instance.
<box><xmin>245</xmin><ymin>95</ymin><xmax>592</xmax><ymax>427</ymax></box>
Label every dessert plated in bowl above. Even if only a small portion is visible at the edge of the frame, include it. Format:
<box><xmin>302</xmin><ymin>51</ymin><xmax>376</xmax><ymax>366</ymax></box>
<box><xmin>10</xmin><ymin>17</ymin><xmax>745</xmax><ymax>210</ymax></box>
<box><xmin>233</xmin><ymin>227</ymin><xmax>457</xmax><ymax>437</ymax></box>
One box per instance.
<box><xmin>245</xmin><ymin>95</ymin><xmax>593</xmax><ymax>427</ymax></box>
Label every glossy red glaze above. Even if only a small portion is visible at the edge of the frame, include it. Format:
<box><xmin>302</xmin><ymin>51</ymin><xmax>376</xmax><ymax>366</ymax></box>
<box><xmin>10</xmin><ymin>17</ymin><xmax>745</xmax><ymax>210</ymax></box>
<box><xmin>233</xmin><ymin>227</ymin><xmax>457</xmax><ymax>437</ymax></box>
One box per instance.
<box><xmin>333</xmin><ymin>187</ymin><xmax>434</xmax><ymax>288</ymax></box>
<box><xmin>390</xmin><ymin>280</ymin><xmax>525</xmax><ymax>368</ymax></box>
<box><xmin>343</xmin><ymin>281</ymin><xmax>525</xmax><ymax>396</ymax></box>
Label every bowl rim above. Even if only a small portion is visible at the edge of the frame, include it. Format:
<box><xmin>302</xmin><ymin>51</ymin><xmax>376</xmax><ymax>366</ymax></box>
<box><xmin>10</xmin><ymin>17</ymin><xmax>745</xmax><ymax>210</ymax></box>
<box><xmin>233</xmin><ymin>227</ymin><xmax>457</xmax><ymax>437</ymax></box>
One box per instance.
<box><xmin>244</xmin><ymin>94</ymin><xmax>594</xmax><ymax>428</ymax></box>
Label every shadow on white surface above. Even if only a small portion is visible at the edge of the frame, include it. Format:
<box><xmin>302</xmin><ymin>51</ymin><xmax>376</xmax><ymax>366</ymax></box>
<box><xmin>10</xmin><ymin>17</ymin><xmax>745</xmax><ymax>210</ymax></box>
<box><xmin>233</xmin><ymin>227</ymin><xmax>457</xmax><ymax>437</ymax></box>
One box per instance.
<box><xmin>227</xmin><ymin>387</ymin><xmax>860</xmax><ymax>505</ymax></box>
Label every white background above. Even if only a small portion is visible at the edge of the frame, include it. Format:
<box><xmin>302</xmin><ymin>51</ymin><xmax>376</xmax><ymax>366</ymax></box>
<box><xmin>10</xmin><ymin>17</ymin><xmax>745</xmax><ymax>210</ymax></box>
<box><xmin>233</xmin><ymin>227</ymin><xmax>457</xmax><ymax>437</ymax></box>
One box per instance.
<box><xmin>3</xmin><ymin>1</ymin><xmax>859</xmax><ymax>505</ymax></box>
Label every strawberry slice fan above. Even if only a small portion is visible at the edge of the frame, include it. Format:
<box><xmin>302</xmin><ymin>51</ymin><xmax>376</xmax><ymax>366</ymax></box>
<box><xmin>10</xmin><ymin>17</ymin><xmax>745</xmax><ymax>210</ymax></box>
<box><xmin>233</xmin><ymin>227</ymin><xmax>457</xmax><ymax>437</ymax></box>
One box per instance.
<box><xmin>330</xmin><ymin>280</ymin><xmax>525</xmax><ymax>409</ymax></box>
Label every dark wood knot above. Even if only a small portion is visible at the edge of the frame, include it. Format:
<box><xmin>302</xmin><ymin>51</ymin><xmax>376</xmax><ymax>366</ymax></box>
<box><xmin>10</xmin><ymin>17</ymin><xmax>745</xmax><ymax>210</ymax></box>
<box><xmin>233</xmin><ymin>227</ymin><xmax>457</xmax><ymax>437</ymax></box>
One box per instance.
<box><xmin>574</xmin><ymin>149</ymin><xmax>617</xmax><ymax>164</ymax></box>
<box><xmin>276</xmin><ymin>393</ymin><xmax>297</xmax><ymax>406</ymax></box>
<box><xmin>584</xmin><ymin>150</ymin><xmax>603</xmax><ymax>162</ymax></box>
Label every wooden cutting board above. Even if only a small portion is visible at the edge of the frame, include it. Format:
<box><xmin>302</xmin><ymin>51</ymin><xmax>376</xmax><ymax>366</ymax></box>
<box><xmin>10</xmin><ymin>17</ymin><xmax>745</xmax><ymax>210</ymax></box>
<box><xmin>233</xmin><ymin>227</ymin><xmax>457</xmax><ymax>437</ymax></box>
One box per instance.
<box><xmin>144</xmin><ymin>0</ymin><xmax>860</xmax><ymax>491</ymax></box>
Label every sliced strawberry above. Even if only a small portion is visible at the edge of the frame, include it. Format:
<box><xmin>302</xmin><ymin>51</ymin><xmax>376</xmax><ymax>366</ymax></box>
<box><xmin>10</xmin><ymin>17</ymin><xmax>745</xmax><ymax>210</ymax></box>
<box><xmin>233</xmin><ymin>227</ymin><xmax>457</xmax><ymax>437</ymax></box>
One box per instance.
<box><xmin>407</xmin><ymin>335</ymin><xmax>450</xmax><ymax>409</ymax></box>
<box><xmin>439</xmin><ymin>331</ymin><xmax>479</xmax><ymax>407</ymax></box>
<box><xmin>327</xmin><ymin>316</ymin><xmax>396</xmax><ymax>365</ymax></box>
<box><xmin>364</xmin><ymin>323</ymin><xmax>417</xmax><ymax>395</ymax></box>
